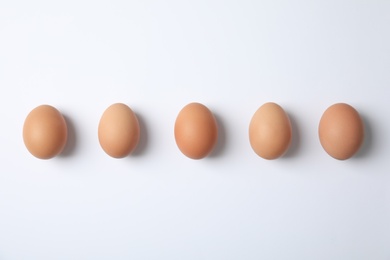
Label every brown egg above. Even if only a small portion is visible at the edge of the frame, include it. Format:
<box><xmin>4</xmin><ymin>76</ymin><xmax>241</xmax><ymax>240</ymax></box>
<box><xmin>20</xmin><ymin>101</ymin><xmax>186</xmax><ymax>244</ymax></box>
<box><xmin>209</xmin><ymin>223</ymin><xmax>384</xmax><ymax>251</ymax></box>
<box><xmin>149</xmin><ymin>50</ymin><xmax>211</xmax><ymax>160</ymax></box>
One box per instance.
<box><xmin>174</xmin><ymin>102</ymin><xmax>218</xmax><ymax>159</ymax></box>
<box><xmin>249</xmin><ymin>102</ymin><xmax>292</xmax><ymax>160</ymax></box>
<box><xmin>98</xmin><ymin>103</ymin><xmax>140</xmax><ymax>158</ymax></box>
<box><xmin>23</xmin><ymin>105</ymin><xmax>68</xmax><ymax>159</ymax></box>
<box><xmin>319</xmin><ymin>103</ymin><xmax>364</xmax><ymax>160</ymax></box>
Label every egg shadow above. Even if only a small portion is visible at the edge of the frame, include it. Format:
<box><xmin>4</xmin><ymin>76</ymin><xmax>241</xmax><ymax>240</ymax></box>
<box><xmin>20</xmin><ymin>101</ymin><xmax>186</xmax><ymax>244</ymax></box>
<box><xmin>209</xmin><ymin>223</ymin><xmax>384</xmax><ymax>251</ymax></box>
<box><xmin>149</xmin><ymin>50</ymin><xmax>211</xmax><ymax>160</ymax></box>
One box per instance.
<box><xmin>130</xmin><ymin>112</ymin><xmax>148</xmax><ymax>157</ymax></box>
<box><xmin>208</xmin><ymin>113</ymin><xmax>227</xmax><ymax>158</ymax></box>
<box><xmin>59</xmin><ymin>114</ymin><xmax>77</xmax><ymax>158</ymax></box>
<box><xmin>353</xmin><ymin>113</ymin><xmax>374</xmax><ymax>159</ymax></box>
<box><xmin>281</xmin><ymin>112</ymin><xmax>301</xmax><ymax>159</ymax></box>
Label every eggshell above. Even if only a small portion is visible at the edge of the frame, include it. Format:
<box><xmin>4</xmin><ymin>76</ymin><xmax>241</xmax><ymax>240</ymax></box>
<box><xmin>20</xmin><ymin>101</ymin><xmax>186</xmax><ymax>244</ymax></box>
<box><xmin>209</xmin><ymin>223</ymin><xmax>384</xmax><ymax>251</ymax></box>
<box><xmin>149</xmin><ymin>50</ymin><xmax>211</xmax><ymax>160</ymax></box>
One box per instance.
<box><xmin>249</xmin><ymin>102</ymin><xmax>292</xmax><ymax>160</ymax></box>
<box><xmin>23</xmin><ymin>105</ymin><xmax>68</xmax><ymax>159</ymax></box>
<box><xmin>98</xmin><ymin>103</ymin><xmax>140</xmax><ymax>158</ymax></box>
<box><xmin>319</xmin><ymin>103</ymin><xmax>364</xmax><ymax>160</ymax></box>
<box><xmin>174</xmin><ymin>102</ymin><xmax>218</xmax><ymax>159</ymax></box>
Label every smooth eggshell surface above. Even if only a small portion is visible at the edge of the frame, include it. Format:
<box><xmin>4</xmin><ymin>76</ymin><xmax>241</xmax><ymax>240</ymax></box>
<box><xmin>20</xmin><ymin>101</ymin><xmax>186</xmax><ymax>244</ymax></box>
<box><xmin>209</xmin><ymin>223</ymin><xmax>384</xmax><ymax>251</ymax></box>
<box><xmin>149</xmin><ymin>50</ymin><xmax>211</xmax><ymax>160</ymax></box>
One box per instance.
<box><xmin>319</xmin><ymin>103</ymin><xmax>364</xmax><ymax>160</ymax></box>
<box><xmin>98</xmin><ymin>103</ymin><xmax>140</xmax><ymax>158</ymax></box>
<box><xmin>249</xmin><ymin>102</ymin><xmax>292</xmax><ymax>160</ymax></box>
<box><xmin>174</xmin><ymin>102</ymin><xmax>218</xmax><ymax>159</ymax></box>
<box><xmin>23</xmin><ymin>105</ymin><xmax>68</xmax><ymax>159</ymax></box>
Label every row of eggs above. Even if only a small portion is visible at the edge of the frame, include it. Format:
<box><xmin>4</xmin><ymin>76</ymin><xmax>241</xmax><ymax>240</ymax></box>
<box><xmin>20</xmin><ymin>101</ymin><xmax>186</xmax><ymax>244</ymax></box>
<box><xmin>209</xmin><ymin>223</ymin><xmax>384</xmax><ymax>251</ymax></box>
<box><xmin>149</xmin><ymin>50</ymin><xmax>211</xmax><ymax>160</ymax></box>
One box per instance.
<box><xmin>23</xmin><ymin>102</ymin><xmax>365</xmax><ymax>161</ymax></box>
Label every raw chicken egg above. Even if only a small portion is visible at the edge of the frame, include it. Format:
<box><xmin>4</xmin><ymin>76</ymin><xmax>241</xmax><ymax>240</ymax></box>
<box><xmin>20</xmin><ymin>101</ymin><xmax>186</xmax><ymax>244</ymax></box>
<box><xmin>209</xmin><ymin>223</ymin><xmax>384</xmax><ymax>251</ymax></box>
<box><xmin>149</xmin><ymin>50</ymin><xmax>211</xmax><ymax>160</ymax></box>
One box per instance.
<box><xmin>319</xmin><ymin>103</ymin><xmax>364</xmax><ymax>160</ymax></box>
<box><xmin>98</xmin><ymin>103</ymin><xmax>140</xmax><ymax>158</ymax></box>
<box><xmin>23</xmin><ymin>105</ymin><xmax>68</xmax><ymax>159</ymax></box>
<box><xmin>174</xmin><ymin>102</ymin><xmax>218</xmax><ymax>159</ymax></box>
<box><xmin>249</xmin><ymin>102</ymin><xmax>292</xmax><ymax>159</ymax></box>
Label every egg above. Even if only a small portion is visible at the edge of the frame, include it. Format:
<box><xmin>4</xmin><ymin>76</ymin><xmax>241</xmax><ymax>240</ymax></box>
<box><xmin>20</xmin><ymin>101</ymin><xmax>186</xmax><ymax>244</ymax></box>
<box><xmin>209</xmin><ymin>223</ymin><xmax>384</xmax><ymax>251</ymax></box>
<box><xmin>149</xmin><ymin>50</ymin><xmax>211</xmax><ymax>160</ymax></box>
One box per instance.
<box><xmin>319</xmin><ymin>103</ymin><xmax>364</xmax><ymax>160</ymax></box>
<box><xmin>98</xmin><ymin>103</ymin><xmax>140</xmax><ymax>158</ymax></box>
<box><xmin>174</xmin><ymin>102</ymin><xmax>218</xmax><ymax>159</ymax></box>
<box><xmin>249</xmin><ymin>102</ymin><xmax>292</xmax><ymax>159</ymax></box>
<box><xmin>23</xmin><ymin>105</ymin><xmax>68</xmax><ymax>159</ymax></box>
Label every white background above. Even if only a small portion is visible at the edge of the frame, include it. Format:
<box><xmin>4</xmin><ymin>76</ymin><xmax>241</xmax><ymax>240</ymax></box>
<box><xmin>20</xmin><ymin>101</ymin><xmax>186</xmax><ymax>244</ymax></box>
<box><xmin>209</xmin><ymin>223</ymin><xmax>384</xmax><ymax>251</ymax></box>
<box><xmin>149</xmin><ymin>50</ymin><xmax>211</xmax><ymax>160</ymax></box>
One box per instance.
<box><xmin>0</xmin><ymin>0</ymin><xmax>389</xmax><ymax>259</ymax></box>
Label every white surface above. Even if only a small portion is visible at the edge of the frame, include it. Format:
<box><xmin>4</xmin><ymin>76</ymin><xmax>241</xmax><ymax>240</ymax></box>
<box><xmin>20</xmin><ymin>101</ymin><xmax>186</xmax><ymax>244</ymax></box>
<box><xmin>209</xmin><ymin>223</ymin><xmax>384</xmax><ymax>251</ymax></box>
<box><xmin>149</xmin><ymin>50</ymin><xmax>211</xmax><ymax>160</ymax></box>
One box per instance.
<box><xmin>0</xmin><ymin>0</ymin><xmax>389</xmax><ymax>259</ymax></box>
